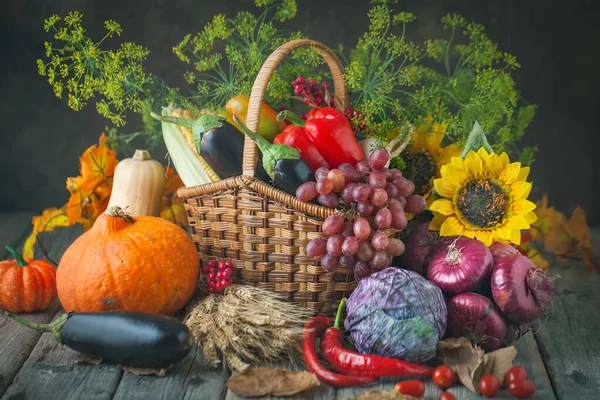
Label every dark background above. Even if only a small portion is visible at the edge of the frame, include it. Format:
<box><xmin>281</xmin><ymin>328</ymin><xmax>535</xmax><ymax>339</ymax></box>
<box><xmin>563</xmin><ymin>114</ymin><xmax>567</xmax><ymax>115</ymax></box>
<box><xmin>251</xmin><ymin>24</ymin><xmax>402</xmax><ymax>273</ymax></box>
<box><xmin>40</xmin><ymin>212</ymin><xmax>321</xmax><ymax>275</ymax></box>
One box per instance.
<box><xmin>1</xmin><ymin>0</ymin><xmax>599</xmax><ymax>224</ymax></box>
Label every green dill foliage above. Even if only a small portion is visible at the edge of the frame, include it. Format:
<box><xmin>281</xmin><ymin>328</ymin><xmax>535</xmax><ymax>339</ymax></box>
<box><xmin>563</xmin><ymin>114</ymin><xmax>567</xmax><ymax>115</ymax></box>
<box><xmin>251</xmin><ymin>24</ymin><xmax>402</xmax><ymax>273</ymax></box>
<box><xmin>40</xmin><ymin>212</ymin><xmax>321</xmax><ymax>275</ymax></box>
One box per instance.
<box><xmin>172</xmin><ymin>0</ymin><xmax>324</xmax><ymax>111</ymax></box>
<box><xmin>345</xmin><ymin>2</ymin><xmax>538</xmax><ymax>164</ymax></box>
<box><xmin>342</xmin><ymin>3</ymin><xmax>425</xmax><ymax>140</ymax></box>
<box><xmin>37</xmin><ymin>12</ymin><xmax>184</xmax><ymax>154</ymax></box>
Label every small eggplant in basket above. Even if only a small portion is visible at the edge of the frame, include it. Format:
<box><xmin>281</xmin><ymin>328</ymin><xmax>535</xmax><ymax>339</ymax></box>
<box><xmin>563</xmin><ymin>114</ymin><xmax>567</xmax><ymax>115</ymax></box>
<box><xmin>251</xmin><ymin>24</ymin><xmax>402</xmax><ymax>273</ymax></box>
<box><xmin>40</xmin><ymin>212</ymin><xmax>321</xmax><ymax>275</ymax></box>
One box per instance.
<box><xmin>150</xmin><ymin>112</ymin><xmax>270</xmax><ymax>182</ymax></box>
<box><xmin>5</xmin><ymin>311</ymin><xmax>194</xmax><ymax>368</ymax></box>
<box><xmin>233</xmin><ymin>114</ymin><xmax>315</xmax><ymax>195</ymax></box>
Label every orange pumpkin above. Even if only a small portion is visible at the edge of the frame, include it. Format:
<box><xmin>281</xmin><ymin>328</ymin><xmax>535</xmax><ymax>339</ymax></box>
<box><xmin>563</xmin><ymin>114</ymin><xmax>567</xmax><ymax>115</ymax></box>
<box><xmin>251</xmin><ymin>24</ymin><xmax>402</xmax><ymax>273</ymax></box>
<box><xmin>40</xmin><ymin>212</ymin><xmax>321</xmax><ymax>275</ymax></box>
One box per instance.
<box><xmin>57</xmin><ymin>206</ymin><xmax>199</xmax><ymax>315</ymax></box>
<box><xmin>0</xmin><ymin>246</ymin><xmax>57</xmax><ymax>313</ymax></box>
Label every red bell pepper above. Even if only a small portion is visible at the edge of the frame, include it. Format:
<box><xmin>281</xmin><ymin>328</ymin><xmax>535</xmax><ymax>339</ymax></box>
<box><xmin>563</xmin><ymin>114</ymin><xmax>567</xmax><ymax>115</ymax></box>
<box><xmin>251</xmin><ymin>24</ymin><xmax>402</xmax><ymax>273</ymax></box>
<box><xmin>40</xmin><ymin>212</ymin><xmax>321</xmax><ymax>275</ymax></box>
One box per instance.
<box><xmin>276</xmin><ymin>108</ymin><xmax>364</xmax><ymax>169</ymax></box>
<box><xmin>303</xmin><ymin>107</ymin><xmax>364</xmax><ymax>168</ymax></box>
<box><xmin>273</xmin><ymin>124</ymin><xmax>330</xmax><ymax>171</ymax></box>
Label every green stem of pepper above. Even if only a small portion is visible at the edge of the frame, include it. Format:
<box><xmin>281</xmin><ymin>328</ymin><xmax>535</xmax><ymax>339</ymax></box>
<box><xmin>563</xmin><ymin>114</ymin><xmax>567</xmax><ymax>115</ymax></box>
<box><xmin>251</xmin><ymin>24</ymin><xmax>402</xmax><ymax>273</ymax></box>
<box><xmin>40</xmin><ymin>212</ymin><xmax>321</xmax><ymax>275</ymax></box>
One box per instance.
<box><xmin>276</xmin><ymin>110</ymin><xmax>305</xmax><ymax>127</ymax></box>
<box><xmin>4</xmin><ymin>312</ymin><xmax>68</xmax><ymax>344</ymax></box>
<box><xmin>232</xmin><ymin>114</ymin><xmax>300</xmax><ymax>180</ymax></box>
<box><xmin>333</xmin><ymin>298</ymin><xmax>347</xmax><ymax>330</ymax></box>
<box><xmin>5</xmin><ymin>246</ymin><xmax>27</xmax><ymax>267</ymax></box>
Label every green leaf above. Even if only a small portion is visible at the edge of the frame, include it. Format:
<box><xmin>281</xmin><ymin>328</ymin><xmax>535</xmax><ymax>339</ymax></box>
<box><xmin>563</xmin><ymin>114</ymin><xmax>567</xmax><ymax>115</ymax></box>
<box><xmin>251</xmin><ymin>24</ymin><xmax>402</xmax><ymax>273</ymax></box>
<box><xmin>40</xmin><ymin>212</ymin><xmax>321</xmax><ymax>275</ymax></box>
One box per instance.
<box><xmin>233</xmin><ymin>114</ymin><xmax>299</xmax><ymax>180</ymax></box>
<box><xmin>460</xmin><ymin>121</ymin><xmax>494</xmax><ymax>157</ymax></box>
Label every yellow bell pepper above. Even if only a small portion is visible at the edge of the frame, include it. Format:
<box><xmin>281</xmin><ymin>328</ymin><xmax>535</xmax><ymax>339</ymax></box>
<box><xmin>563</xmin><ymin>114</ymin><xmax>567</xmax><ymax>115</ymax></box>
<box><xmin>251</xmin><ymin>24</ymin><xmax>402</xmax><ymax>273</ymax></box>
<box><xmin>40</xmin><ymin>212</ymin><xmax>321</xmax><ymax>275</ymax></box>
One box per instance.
<box><xmin>225</xmin><ymin>94</ymin><xmax>287</xmax><ymax>142</ymax></box>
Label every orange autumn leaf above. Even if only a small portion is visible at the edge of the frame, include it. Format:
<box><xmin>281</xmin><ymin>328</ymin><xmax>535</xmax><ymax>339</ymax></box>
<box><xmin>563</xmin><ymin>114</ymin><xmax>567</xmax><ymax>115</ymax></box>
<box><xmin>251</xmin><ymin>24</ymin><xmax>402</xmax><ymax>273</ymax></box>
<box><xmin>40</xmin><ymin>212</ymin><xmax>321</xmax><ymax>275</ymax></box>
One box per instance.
<box><xmin>568</xmin><ymin>206</ymin><xmax>595</xmax><ymax>271</ymax></box>
<box><xmin>22</xmin><ymin>206</ymin><xmax>71</xmax><ymax>259</ymax></box>
<box><xmin>163</xmin><ymin>167</ymin><xmax>184</xmax><ymax>195</ymax></box>
<box><xmin>79</xmin><ymin>133</ymin><xmax>118</xmax><ymax>192</ymax></box>
<box><xmin>161</xmin><ymin>193</ymin><xmax>188</xmax><ymax>227</ymax></box>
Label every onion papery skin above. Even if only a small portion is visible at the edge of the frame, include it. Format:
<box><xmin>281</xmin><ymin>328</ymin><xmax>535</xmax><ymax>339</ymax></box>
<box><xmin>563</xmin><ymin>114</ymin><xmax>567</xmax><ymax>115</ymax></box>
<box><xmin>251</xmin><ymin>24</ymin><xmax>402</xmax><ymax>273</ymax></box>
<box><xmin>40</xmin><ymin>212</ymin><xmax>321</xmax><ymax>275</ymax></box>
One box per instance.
<box><xmin>489</xmin><ymin>241</ymin><xmax>520</xmax><ymax>265</ymax></box>
<box><xmin>425</xmin><ymin>236</ymin><xmax>493</xmax><ymax>296</ymax></box>
<box><xmin>396</xmin><ymin>214</ymin><xmax>435</xmax><ymax>275</ymax></box>
<box><xmin>491</xmin><ymin>254</ymin><xmax>556</xmax><ymax>324</ymax></box>
<box><xmin>447</xmin><ymin>292</ymin><xmax>507</xmax><ymax>352</ymax></box>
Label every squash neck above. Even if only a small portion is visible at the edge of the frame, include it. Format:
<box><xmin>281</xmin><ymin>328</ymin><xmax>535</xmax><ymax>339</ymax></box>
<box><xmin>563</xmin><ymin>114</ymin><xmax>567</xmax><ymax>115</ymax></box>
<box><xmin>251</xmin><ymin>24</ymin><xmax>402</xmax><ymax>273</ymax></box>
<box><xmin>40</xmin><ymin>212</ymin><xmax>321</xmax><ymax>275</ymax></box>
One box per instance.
<box><xmin>133</xmin><ymin>149</ymin><xmax>152</xmax><ymax>161</ymax></box>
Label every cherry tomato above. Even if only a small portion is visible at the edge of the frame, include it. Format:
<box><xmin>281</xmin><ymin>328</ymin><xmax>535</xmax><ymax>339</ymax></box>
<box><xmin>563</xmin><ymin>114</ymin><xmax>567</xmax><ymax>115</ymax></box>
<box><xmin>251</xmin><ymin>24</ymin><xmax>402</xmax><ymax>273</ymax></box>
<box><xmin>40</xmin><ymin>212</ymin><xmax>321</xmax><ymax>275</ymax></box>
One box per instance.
<box><xmin>433</xmin><ymin>365</ymin><xmax>455</xmax><ymax>389</ymax></box>
<box><xmin>507</xmin><ymin>366</ymin><xmax>529</xmax><ymax>383</ymax></box>
<box><xmin>439</xmin><ymin>392</ymin><xmax>456</xmax><ymax>400</ymax></box>
<box><xmin>479</xmin><ymin>374</ymin><xmax>501</xmax><ymax>397</ymax></box>
<box><xmin>394</xmin><ymin>380</ymin><xmax>426</xmax><ymax>397</ymax></box>
<box><xmin>509</xmin><ymin>380</ymin><xmax>536</xmax><ymax>398</ymax></box>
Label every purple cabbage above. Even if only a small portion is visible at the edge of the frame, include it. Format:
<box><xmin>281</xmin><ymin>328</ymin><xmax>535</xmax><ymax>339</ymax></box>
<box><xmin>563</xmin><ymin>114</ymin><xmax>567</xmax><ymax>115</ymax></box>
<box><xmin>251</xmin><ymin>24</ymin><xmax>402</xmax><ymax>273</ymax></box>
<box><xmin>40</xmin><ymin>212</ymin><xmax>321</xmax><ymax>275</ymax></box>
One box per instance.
<box><xmin>344</xmin><ymin>267</ymin><xmax>447</xmax><ymax>363</ymax></box>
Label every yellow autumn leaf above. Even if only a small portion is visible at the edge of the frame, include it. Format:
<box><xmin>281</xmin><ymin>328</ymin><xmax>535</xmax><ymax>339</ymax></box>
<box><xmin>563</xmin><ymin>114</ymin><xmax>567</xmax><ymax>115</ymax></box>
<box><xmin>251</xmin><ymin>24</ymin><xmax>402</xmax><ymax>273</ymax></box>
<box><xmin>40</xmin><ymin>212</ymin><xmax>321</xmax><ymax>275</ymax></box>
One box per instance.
<box><xmin>22</xmin><ymin>206</ymin><xmax>71</xmax><ymax>259</ymax></box>
<box><xmin>161</xmin><ymin>193</ymin><xmax>188</xmax><ymax>228</ymax></box>
<box><xmin>79</xmin><ymin>132</ymin><xmax>118</xmax><ymax>192</ymax></box>
<box><xmin>163</xmin><ymin>167</ymin><xmax>184</xmax><ymax>196</ymax></box>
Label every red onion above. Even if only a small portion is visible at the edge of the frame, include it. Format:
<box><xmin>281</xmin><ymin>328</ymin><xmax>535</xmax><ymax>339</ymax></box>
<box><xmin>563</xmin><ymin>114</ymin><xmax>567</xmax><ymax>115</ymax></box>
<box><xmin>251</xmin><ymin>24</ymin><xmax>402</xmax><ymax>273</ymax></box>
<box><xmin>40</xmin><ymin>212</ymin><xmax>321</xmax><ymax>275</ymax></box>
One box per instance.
<box><xmin>489</xmin><ymin>241</ymin><xmax>520</xmax><ymax>265</ymax></box>
<box><xmin>396</xmin><ymin>214</ymin><xmax>436</xmax><ymax>275</ymax></box>
<box><xmin>425</xmin><ymin>236</ymin><xmax>493</xmax><ymax>295</ymax></box>
<box><xmin>491</xmin><ymin>254</ymin><xmax>557</xmax><ymax>324</ymax></box>
<box><xmin>447</xmin><ymin>292</ymin><xmax>507</xmax><ymax>352</ymax></box>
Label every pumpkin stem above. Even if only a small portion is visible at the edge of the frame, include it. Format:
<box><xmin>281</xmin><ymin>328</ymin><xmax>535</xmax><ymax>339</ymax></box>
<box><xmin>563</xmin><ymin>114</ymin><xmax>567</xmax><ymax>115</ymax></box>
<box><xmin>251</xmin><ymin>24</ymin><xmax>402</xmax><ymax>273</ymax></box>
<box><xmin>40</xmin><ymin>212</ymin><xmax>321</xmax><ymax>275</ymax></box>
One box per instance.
<box><xmin>132</xmin><ymin>149</ymin><xmax>152</xmax><ymax>161</ymax></box>
<box><xmin>5</xmin><ymin>246</ymin><xmax>27</xmax><ymax>266</ymax></box>
<box><xmin>105</xmin><ymin>206</ymin><xmax>134</xmax><ymax>222</ymax></box>
<box><xmin>4</xmin><ymin>312</ymin><xmax>68</xmax><ymax>344</ymax></box>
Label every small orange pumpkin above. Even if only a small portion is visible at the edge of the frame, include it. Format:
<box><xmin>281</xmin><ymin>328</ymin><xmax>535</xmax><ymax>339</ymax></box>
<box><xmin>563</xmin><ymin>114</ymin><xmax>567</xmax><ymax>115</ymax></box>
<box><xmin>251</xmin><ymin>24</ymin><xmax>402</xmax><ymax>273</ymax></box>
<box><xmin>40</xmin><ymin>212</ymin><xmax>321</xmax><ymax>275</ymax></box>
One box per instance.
<box><xmin>0</xmin><ymin>246</ymin><xmax>57</xmax><ymax>313</ymax></box>
<box><xmin>57</xmin><ymin>206</ymin><xmax>199</xmax><ymax>315</ymax></box>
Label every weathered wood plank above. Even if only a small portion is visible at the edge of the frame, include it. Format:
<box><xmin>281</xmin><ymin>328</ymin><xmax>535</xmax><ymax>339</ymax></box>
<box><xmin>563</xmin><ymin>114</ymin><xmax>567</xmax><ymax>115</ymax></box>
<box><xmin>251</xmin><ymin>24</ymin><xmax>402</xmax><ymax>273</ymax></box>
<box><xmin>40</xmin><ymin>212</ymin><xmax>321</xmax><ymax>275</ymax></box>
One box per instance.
<box><xmin>0</xmin><ymin>212</ymin><xmax>34</xmax><ymax>259</ymax></box>
<box><xmin>446</xmin><ymin>332</ymin><xmax>556</xmax><ymax>399</ymax></box>
<box><xmin>0</xmin><ymin>223</ymin><xmax>81</xmax><ymax>397</ymax></box>
<box><xmin>112</xmin><ymin>345</ymin><xmax>230</xmax><ymax>400</ymax></box>
<box><xmin>533</xmin><ymin>257</ymin><xmax>600</xmax><ymax>399</ymax></box>
<box><xmin>224</xmin><ymin>359</ymin><xmax>335</xmax><ymax>400</ymax></box>
<box><xmin>1</xmin><ymin>309</ymin><xmax>123</xmax><ymax>400</ymax></box>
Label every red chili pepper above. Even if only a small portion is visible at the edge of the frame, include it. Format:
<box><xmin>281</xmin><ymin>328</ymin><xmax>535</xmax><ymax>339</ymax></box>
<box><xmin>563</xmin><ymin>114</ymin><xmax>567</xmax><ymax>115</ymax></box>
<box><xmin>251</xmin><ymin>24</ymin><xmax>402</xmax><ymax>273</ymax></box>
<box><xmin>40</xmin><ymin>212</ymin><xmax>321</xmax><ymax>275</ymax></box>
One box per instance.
<box><xmin>320</xmin><ymin>299</ymin><xmax>434</xmax><ymax>378</ymax></box>
<box><xmin>302</xmin><ymin>315</ymin><xmax>378</xmax><ymax>388</ymax></box>
<box><xmin>303</xmin><ymin>107</ymin><xmax>364</xmax><ymax>168</ymax></box>
<box><xmin>273</xmin><ymin>124</ymin><xmax>330</xmax><ymax>171</ymax></box>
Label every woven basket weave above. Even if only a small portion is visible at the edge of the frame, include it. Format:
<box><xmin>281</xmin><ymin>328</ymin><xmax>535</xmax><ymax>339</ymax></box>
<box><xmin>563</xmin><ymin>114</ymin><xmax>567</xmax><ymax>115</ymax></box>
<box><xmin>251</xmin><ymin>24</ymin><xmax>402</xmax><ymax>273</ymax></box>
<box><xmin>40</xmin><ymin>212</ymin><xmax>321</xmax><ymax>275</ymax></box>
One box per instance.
<box><xmin>177</xmin><ymin>39</ymin><xmax>383</xmax><ymax>316</ymax></box>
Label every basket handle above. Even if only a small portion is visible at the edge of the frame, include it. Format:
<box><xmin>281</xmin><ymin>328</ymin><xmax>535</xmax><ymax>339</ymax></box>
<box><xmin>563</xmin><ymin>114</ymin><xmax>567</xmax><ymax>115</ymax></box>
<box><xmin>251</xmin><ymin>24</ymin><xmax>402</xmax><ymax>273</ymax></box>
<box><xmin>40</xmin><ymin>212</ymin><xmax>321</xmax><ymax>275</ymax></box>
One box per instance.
<box><xmin>242</xmin><ymin>39</ymin><xmax>349</xmax><ymax>177</ymax></box>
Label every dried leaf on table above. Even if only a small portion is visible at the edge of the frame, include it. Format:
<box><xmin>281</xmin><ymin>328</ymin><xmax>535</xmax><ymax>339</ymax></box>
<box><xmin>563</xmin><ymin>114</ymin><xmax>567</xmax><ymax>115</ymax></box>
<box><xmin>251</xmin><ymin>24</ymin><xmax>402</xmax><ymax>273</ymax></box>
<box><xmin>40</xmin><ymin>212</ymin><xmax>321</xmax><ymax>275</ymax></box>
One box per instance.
<box><xmin>226</xmin><ymin>368</ymin><xmax>319</xmax><ymax>398</ymax></box>
<box><xmin>75</xmin><ymin>355</ymin><xmax>103</xmax><ymax>366</ymax></box>
<box><xmin>22</xmin><ymin>206</ymin><xmax>71</xmax><ymax>259</ymax></box>
<box><xmin>437</xmin><ymin>337</ymin><xmax>517</xmax><ymax>394</ymax></box>
<box><xmin>351</xmin><ymin>390</ymin><xmax>421</xmax><ymax>400</ymax></box>
<box><xmin>118</xmin><ymin>365</ymin><xmax>168</xmax><ymax>376</ymax></box>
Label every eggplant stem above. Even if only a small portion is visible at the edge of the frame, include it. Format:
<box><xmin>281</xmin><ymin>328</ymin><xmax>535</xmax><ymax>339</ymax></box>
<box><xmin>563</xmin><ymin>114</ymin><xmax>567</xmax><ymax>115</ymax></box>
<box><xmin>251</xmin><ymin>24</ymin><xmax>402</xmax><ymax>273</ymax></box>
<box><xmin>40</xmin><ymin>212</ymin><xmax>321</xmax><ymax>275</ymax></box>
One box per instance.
<box><xmin>334</xmin><ymin>298</ymin><xmax>346</xmax><ymax>330</ymax></box>
<box><xmin>5</xmin><ymin>246</ymin><xmax>27</xmax><ymax>267</ymax></box>
<box><xmin>4</xmin><ymin>312</ymin><xmax>68</xmax><ymax>344</ymax></box>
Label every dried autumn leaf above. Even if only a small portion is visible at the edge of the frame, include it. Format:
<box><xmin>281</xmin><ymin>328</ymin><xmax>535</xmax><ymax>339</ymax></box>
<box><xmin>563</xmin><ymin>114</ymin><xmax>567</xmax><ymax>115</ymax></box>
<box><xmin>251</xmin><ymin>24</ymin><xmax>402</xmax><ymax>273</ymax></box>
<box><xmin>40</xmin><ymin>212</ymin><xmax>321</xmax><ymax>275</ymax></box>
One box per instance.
<box><xmin>226</xmin><ymin>368</ymin><xmax>319</xmax><ymax>398</ymax></box>
<box><xmin>161</xmin><ymin>193</ymin><xmax>188</xmax><ymax>227</ymax></box>
<box><xmin>568</xmin><ymin>206</ymin><xmax>595</xmax><ymax>271</ymax></box>
<box><xmin>79</xmin><ymin>132</ymin><xmax>118</xmax><ymax>192</ymax></box>
<box><xmin>163</xmin><ymin>167</ymin><xmax>184</xmax><ymax>195</ymax></box>
<box><xmin>22</xmin><ymin>206</ymin><xmax>71</xmax><ymax>259</ymax></box>
<box><xmin>437</xmin><ymin>337</ymin><xmax>517</xmax><ymax>394</ymax></box>
<box><xmin>352</xmin><ymin>390</ymin><xmax>421</xmax><ymax>400</ymax></box>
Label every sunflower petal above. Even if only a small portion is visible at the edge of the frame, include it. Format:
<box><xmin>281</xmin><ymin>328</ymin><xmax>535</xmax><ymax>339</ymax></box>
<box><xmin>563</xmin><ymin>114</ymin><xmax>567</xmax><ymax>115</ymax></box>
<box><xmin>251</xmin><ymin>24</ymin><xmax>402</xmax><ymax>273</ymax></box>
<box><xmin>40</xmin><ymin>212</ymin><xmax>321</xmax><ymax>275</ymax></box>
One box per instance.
<box><xmin>437</xmin><ymin>144</ymin><xmax>462</xmax><ymax>173</ymax></box>
<box><xmin>449</xmin><ymin>156</ymin><xmax>464</xmax><ymax>169</ymax></box>
<box><xmin>524</xmin><ymin>211</ymin><xmax>538</xmax><ymax>224</ymax></box>
<box><xmin>440</xmin><ymin>216</ymin><xmax>465</xmax><ymax>237</ymax></box>
<box><xmin>494</xmin><ymin>224</ymin><xmax>513</xmax><ymax>241</ymax></box>
<box><xmin>434</xmin><ymin>177</ymin><xmax>457</xmax><ymax>199</ymax></box>
<box><xmin>498</xmin><ymin>152</ymin><xmax>510</xmax><ymax>169</ymax></box>
<box><xmin>475</xmin><ymin>230</ymin><xmax>494</xmax><ymax>246</ymax></box>
<box><xmin>429</xmin><ymin>199</ymin><xmax>455</xmax><ymax>215</ymax></box>
<box><xmin>507</xmin><ymin>215</ymin><xmax>531</xmax><ymax>230</ymax></box>
<box><xmin>517</xmin><ymin>166</ymin><xmax>530</xmax><ymax>181</ymax></box>
<box><xmin>513</xmin><ymin>199</ymin><xmax>537</xmax><ymax>214</ymax></box>
<box><xmin>510</xmin><ymin>228</ymin><xmax>522</xmax><ymax>245</ymax></box>
<box><xmin>476</xmin><ymin>147</ymin><xmax>490</xmax><ymax>159</ymax></box>
<box><xmin>429</xmin><ymin>214</ymin><xmax>446</xmax><ymax>230</ymax></box>
<box><xmin>462</xmin><ymin>229</ymin><xmax>475</xmax><ymax>239</ymax></box>
<box><xmin>511</xmin><ymin>181</ymin><xmax>532</xmax><ymax>200</ymax></box>
<box><xmin>411</xmin><ymin>130</ymin><xmax>427</xmax><ymax>151</ymax></box>
<box><xmin>464</xmin><ymin>150</ymin><xmax>483</xmax><ymax>178</ymax></box>
<box><xmin>427</xmin><ymin>131</ymin><xmax>445</xmax><ymax>150</ymax></box>
<box><xmin>443</xmin><ymin>164</ymin><xmax>469</xmax><ymax>188</ymax></box>
<box><xmin>500</xmin><ymin>162</ymin><xmax>522</xmax><ymax>185</ymax></box>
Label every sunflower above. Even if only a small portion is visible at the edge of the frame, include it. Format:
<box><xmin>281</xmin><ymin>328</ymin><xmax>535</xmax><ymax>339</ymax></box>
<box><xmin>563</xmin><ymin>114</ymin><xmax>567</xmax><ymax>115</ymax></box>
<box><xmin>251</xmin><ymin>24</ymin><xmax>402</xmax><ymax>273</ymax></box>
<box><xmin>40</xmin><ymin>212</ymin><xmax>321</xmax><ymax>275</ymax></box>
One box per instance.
<box><xmin>399</xmin><ymin>118</ymin><xmax>461</xmax><ymax>200</ymax></box>
<box><xmin>428</xmin><ymin>148</ymin><xmax>537</xmax><ymax>246</ymax></box>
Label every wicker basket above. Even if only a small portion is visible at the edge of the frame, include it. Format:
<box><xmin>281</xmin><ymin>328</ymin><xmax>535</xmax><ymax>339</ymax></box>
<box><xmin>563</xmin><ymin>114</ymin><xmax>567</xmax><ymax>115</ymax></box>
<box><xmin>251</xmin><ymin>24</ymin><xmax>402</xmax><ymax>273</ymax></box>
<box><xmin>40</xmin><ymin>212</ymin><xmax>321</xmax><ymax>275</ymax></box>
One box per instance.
<box><xmin>177</xmin><ymin>39</ymin><xmax>380</xmax><ymax>316</ymax></box>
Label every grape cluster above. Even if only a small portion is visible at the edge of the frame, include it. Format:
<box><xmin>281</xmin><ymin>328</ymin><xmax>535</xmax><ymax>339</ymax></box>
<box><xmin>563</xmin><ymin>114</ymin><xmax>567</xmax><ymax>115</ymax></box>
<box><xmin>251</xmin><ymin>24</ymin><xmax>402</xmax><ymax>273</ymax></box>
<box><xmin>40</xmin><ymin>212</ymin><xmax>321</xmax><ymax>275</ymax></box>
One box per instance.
<box><xmin>297</xmin><ymin>148</ymin><xmax>426</xmax><ymax>281</ymax></box>
<box><xmin>201</xmin><ymin>260</ymin><xmax>235</xmax><ymax>293</ymax></box>
<box><xmin>292</xmin><ymin>76</ymin><xmax>332</xmax><ymax>107</ymax></box>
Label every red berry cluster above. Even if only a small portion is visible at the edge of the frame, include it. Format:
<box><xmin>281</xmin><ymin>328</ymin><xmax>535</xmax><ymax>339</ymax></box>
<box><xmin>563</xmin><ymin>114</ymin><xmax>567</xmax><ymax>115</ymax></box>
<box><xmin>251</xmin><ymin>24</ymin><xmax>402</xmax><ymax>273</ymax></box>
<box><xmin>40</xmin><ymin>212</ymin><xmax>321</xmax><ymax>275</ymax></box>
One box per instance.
<box><xmin>292</xmin><ymin>76</ymin><xmax>332</xmax><ymax>108</ymax></box>
<box><xmin>201</xmin><ymin>260</ymin><xmax>235</xmax><ymax>293</ymax></box>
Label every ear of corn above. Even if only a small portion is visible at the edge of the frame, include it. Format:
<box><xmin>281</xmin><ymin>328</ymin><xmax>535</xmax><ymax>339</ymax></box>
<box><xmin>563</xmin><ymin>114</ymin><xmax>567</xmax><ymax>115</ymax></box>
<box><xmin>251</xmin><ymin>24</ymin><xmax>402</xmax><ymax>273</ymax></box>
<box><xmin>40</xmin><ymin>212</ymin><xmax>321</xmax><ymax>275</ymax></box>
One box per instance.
<box><xmin>169</xmin><ymin>108</ymin><xmax>221</xmax><ymax>183</ymax></box>
<box><xmin>158</xmin><ymin>105</ymin><xmax>213</xmax><ymax>187</ymax></box>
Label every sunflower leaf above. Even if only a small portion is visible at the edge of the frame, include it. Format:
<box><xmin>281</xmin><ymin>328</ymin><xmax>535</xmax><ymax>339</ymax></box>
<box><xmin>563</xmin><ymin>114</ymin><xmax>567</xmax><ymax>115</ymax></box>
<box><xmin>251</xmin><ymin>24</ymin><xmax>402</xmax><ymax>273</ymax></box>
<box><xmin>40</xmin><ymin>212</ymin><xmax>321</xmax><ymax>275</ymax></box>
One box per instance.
<box><xmin>460</xmin><ymin>121</ymin><xmax>494</xmax><ymax>157</ymax></box>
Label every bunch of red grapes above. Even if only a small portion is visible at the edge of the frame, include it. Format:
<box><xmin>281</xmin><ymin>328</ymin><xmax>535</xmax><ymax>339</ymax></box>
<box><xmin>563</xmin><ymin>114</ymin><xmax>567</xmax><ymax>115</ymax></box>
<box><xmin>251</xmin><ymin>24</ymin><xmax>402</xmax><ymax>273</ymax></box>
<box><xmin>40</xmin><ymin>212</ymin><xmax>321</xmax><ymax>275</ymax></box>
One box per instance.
<box><xmin>296</xmin><ymin>148</ymin><xmax>426</xmax><ymax>281</ymax></box>
<box><xmin>201</xmin><ymin>260</ymin><xmax>235</xmax><ymax>293</ymax></box>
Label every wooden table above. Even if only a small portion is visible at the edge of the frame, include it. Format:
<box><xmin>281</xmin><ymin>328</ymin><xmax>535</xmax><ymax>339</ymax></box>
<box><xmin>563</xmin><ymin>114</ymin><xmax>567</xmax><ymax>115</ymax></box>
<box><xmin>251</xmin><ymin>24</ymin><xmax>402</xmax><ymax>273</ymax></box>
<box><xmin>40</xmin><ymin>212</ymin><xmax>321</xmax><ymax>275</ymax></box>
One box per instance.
<box><xmin>1</xmin><ymin>212</ymin><xmax>599</xmax><ymax>400</ymax></box>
